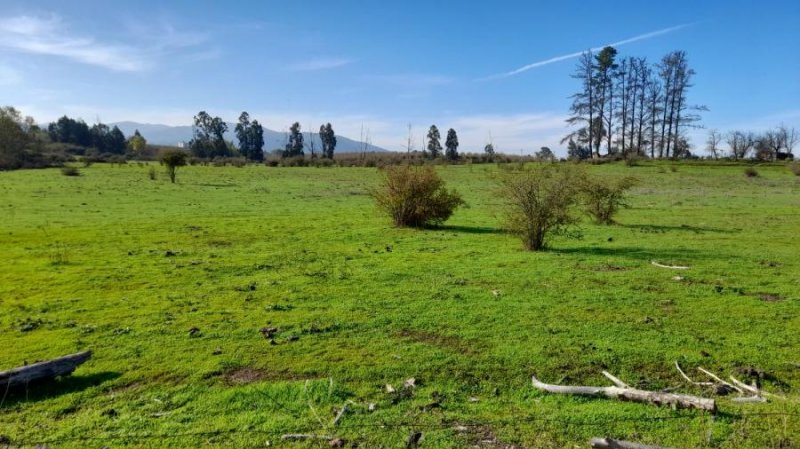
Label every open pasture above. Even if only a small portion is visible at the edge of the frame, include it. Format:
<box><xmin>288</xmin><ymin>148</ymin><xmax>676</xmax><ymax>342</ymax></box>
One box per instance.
<box><xmin>1</xmin><ymin>162</ymin><xmax>799</xmax><ymax>448</ymax></box>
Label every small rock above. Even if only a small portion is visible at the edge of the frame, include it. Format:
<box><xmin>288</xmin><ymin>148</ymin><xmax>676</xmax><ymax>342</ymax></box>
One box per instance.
<box><xmin>672</xmin><ymin>275</ymin><xmax>685</xmax><ymax>281</ymax></box>
<box><xmin>491</xmin><ymin>290</ymin><xmax>501</xmax><ymax>298</ymax></box>
<box><xmin>468</xmin><ymin>397</ymin><xmax>479</xmax><ymax>402</ymax></box>
<box><xmin>328</xmin><ymin>438</ymin><xmax>345</xmax><ymax>448</ymax></box>
<box><xmin>385</xmin><ymin>384</ymin><xmax>396</xmax><ymax>393</ymax></box>
<box><xmin>403</xmin><ymin>378</ymin><xmax>416</xmax><ymax>388</ymax></box>
<box><xmin>368</xmin><ymin>403</ymin><xmax>376</xmax><ymax>412</ymax></box>
<box><xmin>188</xmin><ymin>327</ymin><xmax>201</xmax><ymax>337</ymax></box>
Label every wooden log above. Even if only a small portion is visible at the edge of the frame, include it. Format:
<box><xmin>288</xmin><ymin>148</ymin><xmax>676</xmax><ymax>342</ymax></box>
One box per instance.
<box><xmin>590</xmin><ymin>437</ymin><xmax>674</xmax><ymax>449</ymax></box>
<box><xmin>0</xmin><ymin>351</ymin><xmax>91</xmax><ymax>389</ymax></box>
<box><xmin>531</xmin><ymin>375</ymin><xmax>716</xmax><ymax>412</ymax></box>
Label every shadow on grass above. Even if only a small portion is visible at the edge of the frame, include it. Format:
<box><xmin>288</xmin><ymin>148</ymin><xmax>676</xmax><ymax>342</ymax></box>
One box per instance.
<box><xmin>551</xmin><ymin>246</ymin><xmax>706</xmax><ymax>263</ymax></box>
<box><xmin>1</xmin><ymin>371</ymin><xmax>120</xmax><ymax>408</ymax></box>
<box><xmin>621</xmin><ymin>223</ymin><xmax>738</xmax><ymax>234</ymax></box>
<box><xmin>431</xmin><ymin>225</ymin><xmax>508</xmax><ymax>235</ymax></box>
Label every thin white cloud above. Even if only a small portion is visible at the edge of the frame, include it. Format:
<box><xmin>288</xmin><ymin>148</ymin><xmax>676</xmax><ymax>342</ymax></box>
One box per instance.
<box><xmin>369</xmin><ymin>73</ymin><xmax>453</xmax><ymax>88</ymax></box>
<box><xmin>287</xmin><ymin>57</ymin><xmax>354</xmax><ymax>71</ymax></box>
<box><xmin>0</xmin><ymin>14</ymin><xmax>208</xmax><ymax>72</ymax></box>
<box><xmin>483</xmin><ymin>23</ymin><xmax>693</xmax><ymax>80</ymax></box>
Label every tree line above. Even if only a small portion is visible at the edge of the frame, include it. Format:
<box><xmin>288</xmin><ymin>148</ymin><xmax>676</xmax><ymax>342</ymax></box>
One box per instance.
<box><xmin>564</xmin><ymin>47</ymin><xmax>705</xmax><ymax>160</ymax></box>
<box><xmin>0</xmin><ymin>107</ymin><xmax>154</xmax><ymax>169</ymax></box>
<box><xmin>705</xmin><ymin>125</ymin><xmax>796</xmax><ymax>161</ymax></box>
<box><xmin>187</xmin><ymin>111</ymin><xmax>338</xmax><ymax>161</ymax></box>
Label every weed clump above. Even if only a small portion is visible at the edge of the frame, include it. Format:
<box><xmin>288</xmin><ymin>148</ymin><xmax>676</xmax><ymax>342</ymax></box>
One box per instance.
<box><xmin>789</xmin><ymin>162</ymin><xmax>800</xmax><ymax>176</ymax></box>
<box><xmin>147</xmin><ymin>166</ymin><xmax>157</xmax><ymax>180</ymax></box>
<box><xmin>580</xmin><ymin>175</ymin><xmax>638</xmax><ymax>224</ymax></box>
<box><xmin>372</xmin><ymin>165</ymin><xmax>464</xmax><ymax>227</ymax></box>
<box><xmin>499</xmin><ymin>164</ymin><xmax>582</xmax><ymax>251</ymax></box>
<box><xmin>744</xmin><ymin>167</ymin><xmax>759</xmax><ymax>178</ymax></box>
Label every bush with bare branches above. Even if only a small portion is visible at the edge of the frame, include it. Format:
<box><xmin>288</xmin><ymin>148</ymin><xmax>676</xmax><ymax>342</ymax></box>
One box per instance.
<box><xmin>372</xmin><ymin>165</ymin><xmax>464</xmax><ymax>227</ymax></box>
<box><xmin>499</xmin><ymin>164</ymin><xmax>582</xmax><ymax>250</ymax></box>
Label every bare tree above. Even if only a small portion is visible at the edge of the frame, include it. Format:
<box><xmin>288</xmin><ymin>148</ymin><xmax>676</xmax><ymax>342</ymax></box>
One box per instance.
<box><xmin>307</xmin><ymin>124</ymin><xmax>316</xmax><ymax>158</ymax></box>
<box><xmin>726</xmin><ymin>131</ymin><xmax>755</xmax><ymax>160</ymax></box>
<box><xmin>705</xmin><ymin>129</ymin><xmax>723</xmax><ymax>159</ymax></box>
<box><xmin>645</xmin><ymin>77</ymin><xmax>663</xmax><ymax>159</ymax></box>
<box><xmin>780</xmin><ymin>124</ymin><xmax>797</xmax><ymax>156</ymax></box>
<box><xmin>564</xmin><ymin>52</ymin><xmax>597</xmax><ymax>158</ymax></box>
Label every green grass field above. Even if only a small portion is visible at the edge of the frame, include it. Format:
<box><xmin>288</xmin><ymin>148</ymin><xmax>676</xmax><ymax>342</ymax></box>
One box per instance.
<box><xmin>1</xmin><ymin>162</ymin><xmax>799</xmax><ymax>448</ymax></box>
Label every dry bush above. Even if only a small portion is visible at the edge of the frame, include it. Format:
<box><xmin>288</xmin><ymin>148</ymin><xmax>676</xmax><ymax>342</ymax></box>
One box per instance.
<box><xmin>789</xmin><ymin>162</ymin><xmax>800</xmax><ymax>176</ymax></box>
<box><xmin>744</xmin><ymin>166</ymin><xmax>759</xmax><ymax>178</ymax></box>
<box><xmin>372</xmin><ymin>165</ymin><xmax>464</xmax><ymax>227</ymax></box>
<box><xmin>499</xmin><ymin>164</ymin><xmax>582</xmax><ymax>251</ymax></box>
<box><xmin>580</xmin><ymin>175</ymin><xmax>638</xmax><ymax>225</ymax></box>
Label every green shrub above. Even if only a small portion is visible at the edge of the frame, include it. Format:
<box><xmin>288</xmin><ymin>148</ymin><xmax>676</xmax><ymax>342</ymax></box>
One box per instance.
<box><xmin>499</xmin><ymin>164</ymin><xmax>582</xmax><ymax>251</ymax></box>
<box><xmin>580</xmin><ymin>175</ymin><xmax>638</xmax><ymax>225</ymax></box>
<box><xmin>744</xmin><ymin>167</ymin><xmax>759</xmax><ymax>178</ymax></box>
<box><xmin>148</xmin><ymin>166</ymin><xmax>157</xmax><ymax>180</ymax></box>
<box><xmin>61</xmin><ymin>166</ymin><xmax>81</xmax><ymax>177</ymax></box>
<box><xmin>372</xmin><ymin>165</ymin><xmax>464</xmax><ymax>227</ymax></box>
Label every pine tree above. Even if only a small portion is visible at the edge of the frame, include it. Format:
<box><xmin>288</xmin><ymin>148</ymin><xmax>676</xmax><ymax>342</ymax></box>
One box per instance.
<box><xmin>426</xmin><ymin>125</ymin><xmax>442</xmax><ymax>158</ymax></box>
<box><xmin>445</xmin><ymin>128</ymin><xmax>459</xmax><ymax>160</ymax></box>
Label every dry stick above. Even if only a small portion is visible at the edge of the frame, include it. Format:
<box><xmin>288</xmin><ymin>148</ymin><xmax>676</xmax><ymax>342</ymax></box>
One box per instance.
<box><xmin>531</xmin><ymin>375</ymin><xmax>716</xmax><ymax>412</ymax></box>
<box><xmin>651</xmin><ymin>261</ymin><xmax>689</xmax><ymax>270</ymax></box>
<box><xmin>674</xmin><ymin>361</ymin><xmax>714</xmax><ymax>386</ymax></box>
<box><xmin>590</xmin><ymin>437</ymin><xmax>675</xmax><ymax>449</ymax></box>
<box><xmin>332</xmin><ymin>401</ymin><xmax>352</xmax><ymax>427</ymax></box>
<box><xmin>697</xmin><ymin>368</ymin><xmax>743</xmax><ymax>394</ymax></box>
<box><xmin>729</xmin><ymin>376</ymin><xmax>785</xmax><ymax>400</ymax></box>
<box><xmin>601</xmin><ymin>371</ymin><xmax>630</xmax><ymax>388</ymax></box>
<box><xmin>731</xmin><ymin>396</ymin><xmax>768</xmax><ymax>403</ymax></box>
<box><xmin>281</xmin><ymin>434</ymin><xmax>333</xmax><ymax>441</ymax></box>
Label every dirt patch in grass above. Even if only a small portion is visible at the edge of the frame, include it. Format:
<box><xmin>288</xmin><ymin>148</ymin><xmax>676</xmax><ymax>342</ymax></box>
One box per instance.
<box><xmin>755</xmin><ymin>293</ymin><xmax>785</xmax><ymax>302</ymax></box>
<box><xmin>220</xmin><ymin>366</ymin><xmax>310</xmax><ymax>385</ymax></box>
<box><xmin>455</xmin><ymin>424</ymin><xmax>518</xmax><ymax>448</ymax></box>
<box><xmin>594</xmin><ymin>263</ymin><xmax>630</xmax><ymax>272</ymax></box>
<box><xmin>396</xmin><ymin>329</ymin><xmax>481</xmax><ymax>355</ymax></box>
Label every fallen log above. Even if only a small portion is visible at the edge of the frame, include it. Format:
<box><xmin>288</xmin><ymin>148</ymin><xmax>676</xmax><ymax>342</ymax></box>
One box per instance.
<box><xmin>0</xmin><ymin>351</ymin><xmax>92</xmax><ymax>389</ymax></box>
<box><xmin>590</xmin><ymin>437</ymin><xmax>674</xmax><ymax>449</ymax></box>
<box><xmin>531</xmin><ymin>375</ymin><xmax>716</xmax><ymax>412</ymax></box>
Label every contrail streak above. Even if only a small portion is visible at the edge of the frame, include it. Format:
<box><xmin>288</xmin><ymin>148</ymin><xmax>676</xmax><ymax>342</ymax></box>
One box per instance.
<box><xmin>482</xmin><ymin>23</ymin><xmax>692</xmax><ymax>80</ymax></box>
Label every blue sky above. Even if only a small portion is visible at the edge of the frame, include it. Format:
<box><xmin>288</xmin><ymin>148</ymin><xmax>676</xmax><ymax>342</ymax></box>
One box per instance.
<box><xmin>1</xmin><ymin>0</ymin><xmax>798</xmax><ymax>154</ymax></box>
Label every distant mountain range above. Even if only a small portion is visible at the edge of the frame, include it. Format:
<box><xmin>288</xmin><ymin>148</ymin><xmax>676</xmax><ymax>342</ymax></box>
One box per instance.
<box><xmin>110</xmin><ymin>121</ymin><xmax>389</xmax><ymax>153</ymax></box>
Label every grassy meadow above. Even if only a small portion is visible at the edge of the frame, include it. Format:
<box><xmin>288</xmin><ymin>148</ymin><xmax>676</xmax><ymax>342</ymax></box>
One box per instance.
<box><xmin>1</xmin><ymin>162</ymin><xmax>799</xmax><ymax>448</ymax></box>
